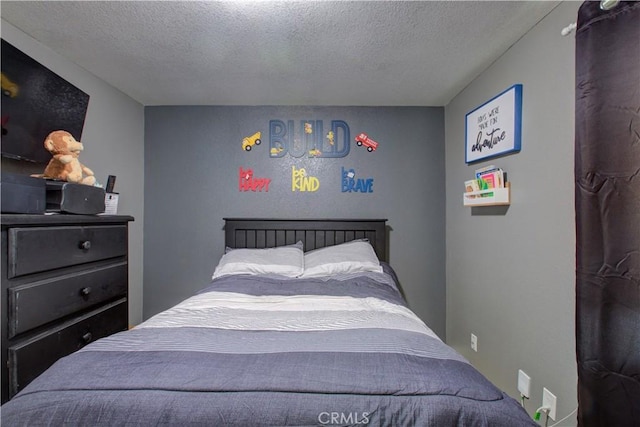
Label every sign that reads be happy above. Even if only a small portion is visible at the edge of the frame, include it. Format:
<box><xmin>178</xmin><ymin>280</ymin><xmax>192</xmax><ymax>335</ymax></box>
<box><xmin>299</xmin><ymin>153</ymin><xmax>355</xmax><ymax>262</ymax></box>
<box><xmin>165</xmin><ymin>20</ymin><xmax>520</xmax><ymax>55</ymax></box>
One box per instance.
<box><xmin>465</xmin><ymin>84</ymin><xmax>522</xmax><ymax>163</ymax></box>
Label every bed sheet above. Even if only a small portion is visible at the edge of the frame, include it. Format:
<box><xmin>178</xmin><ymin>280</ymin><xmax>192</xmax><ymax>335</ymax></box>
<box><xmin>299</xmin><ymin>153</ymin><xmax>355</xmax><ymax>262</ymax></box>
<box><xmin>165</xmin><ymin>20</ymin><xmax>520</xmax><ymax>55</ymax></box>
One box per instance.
<box><xmin>1</xmin><ymin>266</ymin><xmax>535</xmax><ymax>426</ymax></box>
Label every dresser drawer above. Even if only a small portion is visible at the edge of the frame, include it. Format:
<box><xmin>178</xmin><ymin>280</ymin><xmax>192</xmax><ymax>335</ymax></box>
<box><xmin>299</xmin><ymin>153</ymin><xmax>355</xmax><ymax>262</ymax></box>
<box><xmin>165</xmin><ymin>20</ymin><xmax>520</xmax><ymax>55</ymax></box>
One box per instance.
<box><xmin>7</xmin><ymin>262</ymin><xmax>128</xmax><ymax>339</ymax></box>
<box><xmin>7</xmin><ymin>225</ymin><xmax>128</xmax><ymax>278</ymax></box>
<box><xmin>7</xmin><ymin>299</ymin><xmax>127</xmax><ymax>398</ymax></box>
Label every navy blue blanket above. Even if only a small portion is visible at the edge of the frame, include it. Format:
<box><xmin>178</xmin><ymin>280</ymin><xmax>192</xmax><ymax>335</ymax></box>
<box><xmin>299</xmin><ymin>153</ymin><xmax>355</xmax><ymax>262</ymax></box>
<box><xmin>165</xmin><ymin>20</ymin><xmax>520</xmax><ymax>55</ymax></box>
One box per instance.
<box><xmin>1</xmin><ymin>269</ymin><xmax>535</xmax><ymax>426</ymax></box>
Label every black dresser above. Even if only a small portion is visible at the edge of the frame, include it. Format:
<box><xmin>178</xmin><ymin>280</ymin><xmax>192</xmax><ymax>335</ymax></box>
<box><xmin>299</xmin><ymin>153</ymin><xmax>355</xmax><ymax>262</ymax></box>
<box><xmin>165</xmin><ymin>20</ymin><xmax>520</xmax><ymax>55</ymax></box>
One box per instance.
<box><xmin>1</xmin><ymin>214</ymin><xmax>134</xmax><ymax>403</ymax></box>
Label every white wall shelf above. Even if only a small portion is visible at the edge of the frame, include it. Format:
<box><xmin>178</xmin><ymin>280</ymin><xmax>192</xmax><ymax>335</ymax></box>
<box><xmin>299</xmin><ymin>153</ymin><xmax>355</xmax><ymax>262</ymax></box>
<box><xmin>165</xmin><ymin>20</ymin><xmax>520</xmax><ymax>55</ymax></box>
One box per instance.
<box><xmin>463</xmin><ymin>182</ymin><xmax>510</xmax><ymax>207</ymax></box>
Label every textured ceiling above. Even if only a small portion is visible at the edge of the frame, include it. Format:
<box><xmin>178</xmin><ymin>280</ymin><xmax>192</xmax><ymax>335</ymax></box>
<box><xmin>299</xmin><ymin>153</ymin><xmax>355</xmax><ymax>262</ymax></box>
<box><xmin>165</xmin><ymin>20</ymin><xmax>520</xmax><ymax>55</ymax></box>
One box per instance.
<box><xmin>0</xmin><ymin>1</ymin><xmax>561</xmax><ymax>106</ymax></box>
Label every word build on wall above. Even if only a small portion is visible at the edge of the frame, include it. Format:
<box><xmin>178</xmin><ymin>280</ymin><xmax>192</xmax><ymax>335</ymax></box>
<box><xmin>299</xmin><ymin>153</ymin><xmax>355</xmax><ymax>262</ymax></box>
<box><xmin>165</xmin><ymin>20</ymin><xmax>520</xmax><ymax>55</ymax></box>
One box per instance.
<box><xmin>269</xmin><ymin>120</ymin><xmax>350</xmax><ymax>158</ymax></box>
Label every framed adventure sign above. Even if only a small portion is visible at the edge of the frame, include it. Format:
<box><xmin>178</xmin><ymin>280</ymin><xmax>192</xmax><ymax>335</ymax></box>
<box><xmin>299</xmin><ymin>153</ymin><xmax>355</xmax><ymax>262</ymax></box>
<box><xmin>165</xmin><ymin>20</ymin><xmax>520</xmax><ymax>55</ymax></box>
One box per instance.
<box><xmin>465</xmin><ymin>84</ymin><xmax>522</xmax><ymax>163</ymax></box>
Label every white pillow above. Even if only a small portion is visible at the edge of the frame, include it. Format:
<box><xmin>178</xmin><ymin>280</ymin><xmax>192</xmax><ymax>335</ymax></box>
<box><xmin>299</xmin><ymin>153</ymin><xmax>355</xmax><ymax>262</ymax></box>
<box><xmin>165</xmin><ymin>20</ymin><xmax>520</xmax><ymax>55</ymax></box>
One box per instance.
<box><xmin>212</xmin><ymin>241</ymin><xmax>304</xmax><ymax>279</ymax></box>
<box><xmin>301</xmin><ymin>239</ymin><xmax>383</xmax><ymax>278</ymax></box>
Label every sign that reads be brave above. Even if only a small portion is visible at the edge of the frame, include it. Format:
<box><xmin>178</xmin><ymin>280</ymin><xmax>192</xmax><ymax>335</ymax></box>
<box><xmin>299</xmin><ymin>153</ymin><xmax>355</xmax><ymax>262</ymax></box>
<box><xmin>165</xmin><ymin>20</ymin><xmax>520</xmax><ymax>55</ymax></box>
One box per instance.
<box><xmin>465</xmin><ymin>84</ymin><xmax>522</xmax><ymax>164</ymax></box>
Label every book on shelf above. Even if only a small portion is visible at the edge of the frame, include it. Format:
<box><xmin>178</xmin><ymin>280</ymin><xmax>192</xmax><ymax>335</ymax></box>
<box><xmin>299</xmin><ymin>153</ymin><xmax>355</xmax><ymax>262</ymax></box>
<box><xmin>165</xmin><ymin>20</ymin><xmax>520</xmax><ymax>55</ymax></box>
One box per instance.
<box><xmin>464</xmin><ymin>179</ymin><xmax>480</xmax><ymax>198</ymax></box>
<box><xmin>475</xmin><ymin>165</ymin><xmax>505</xmax><ymax>189</ymax></box>
<box><xmin>464</xmin><ymin>166</ymin><xmax>509</xmax><ymax>199</ymax></box>
<box><xmin>474</xmin><ymin>165</ymin><xmax>498</xmax><ymax>176</ymax></box>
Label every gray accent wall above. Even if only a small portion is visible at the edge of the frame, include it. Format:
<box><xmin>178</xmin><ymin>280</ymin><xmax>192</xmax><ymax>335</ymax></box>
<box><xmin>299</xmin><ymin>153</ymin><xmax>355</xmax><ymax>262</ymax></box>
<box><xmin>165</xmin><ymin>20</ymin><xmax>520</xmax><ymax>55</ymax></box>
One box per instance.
<box><xmin>445</xmin><ymin>1</ymin><xmax>579</xmax><ymax>424</ymax></box>
<box><xmin>143</xmin><ymin>106</ymin><xmax>447</xmax><ymax>338</ymax></box>
<box><xmin>1</xmin><ymin>21</ymin><xmax>146</xmax><ymax>326</ymax></box>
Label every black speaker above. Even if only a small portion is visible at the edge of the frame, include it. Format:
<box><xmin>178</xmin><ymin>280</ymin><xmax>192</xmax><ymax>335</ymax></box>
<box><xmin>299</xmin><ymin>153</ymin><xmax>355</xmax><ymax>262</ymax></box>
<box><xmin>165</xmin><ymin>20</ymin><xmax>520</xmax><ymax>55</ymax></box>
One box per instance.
<box><xmin>0</xmin><ymin>172</ymin><xmax>46</xmax><ymax>214</ymax></box>
<box><xmin>45</xmin><ymin>181</ymin><xmax>105</xmax><ymax>214</ymax></box>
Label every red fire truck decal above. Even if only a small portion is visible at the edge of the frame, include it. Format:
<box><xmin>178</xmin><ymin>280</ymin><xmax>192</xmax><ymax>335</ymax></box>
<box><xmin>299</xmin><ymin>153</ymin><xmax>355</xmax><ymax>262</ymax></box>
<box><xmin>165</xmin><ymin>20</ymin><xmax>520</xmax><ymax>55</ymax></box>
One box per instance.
<box><xmin>354</xmin><ymin>133</ymin><xmax>379</xmax><ymax>152</ymax></box>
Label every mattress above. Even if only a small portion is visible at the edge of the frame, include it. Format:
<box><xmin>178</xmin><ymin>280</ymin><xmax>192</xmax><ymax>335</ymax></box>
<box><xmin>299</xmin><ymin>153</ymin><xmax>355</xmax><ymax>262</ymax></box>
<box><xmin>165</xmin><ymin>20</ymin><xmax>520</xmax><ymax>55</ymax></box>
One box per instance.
<box><xmin>1</xmin><ymin>265</ymin><xmax>535</xmax><ymax>426</ymax></box>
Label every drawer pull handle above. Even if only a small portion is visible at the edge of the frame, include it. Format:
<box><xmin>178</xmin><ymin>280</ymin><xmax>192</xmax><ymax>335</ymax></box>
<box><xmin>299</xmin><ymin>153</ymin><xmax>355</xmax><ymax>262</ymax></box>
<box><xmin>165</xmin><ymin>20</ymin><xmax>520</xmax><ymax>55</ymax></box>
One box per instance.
<box><xmin>80</xmin><ymin>287</ymin><xmax>92</xmax><ymax>297</ymax></box>
<box><xmin>82</xmin><ymin>332</ymin><xmax>93</xmax><ymax>344</ymax></box>
<box><xmin>79</xmin><ymin>240</ymin><xmax>92</xmax><ymax>250</ymax></box>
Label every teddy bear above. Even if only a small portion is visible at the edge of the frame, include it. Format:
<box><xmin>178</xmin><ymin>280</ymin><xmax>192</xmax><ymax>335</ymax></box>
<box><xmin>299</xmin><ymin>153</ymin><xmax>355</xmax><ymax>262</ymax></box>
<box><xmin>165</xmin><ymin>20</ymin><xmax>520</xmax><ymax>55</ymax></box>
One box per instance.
<box><xmin>39</xmin><ymin>130</ymin><xmax>96</xmax><ymax>186</ymax></box>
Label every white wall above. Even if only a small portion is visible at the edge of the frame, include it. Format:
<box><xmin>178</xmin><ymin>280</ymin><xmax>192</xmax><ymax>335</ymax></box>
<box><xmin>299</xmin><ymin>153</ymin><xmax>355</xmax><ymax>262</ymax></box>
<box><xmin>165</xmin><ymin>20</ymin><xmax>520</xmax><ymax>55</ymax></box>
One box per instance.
<box><xmin>445</xmin><ymin>1</ymin><xmax>579</xmax><ymax>424</ymax></box>
<box><xmin>1</xmin><ymin>20</ymin><xmax>146</xmax><ymax>325</ymax></box>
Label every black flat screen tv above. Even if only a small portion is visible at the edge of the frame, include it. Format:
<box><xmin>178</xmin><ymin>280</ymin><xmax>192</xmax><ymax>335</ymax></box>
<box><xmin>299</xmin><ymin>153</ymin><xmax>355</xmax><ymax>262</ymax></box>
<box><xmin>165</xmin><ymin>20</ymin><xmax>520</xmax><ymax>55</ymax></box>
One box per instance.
<box><xmin>1</xmin><ymin>39</ymin><xmax>90</xmax><ymax>164</ymax></box>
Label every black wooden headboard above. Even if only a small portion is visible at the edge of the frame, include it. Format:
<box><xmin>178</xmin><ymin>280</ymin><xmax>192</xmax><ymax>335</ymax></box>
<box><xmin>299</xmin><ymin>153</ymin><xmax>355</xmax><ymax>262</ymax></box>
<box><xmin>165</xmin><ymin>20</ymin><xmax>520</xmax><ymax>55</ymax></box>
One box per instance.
<box><xmin>224</xmin><ymin>218</ymin><xmax>388</xmax><ymax>262</ymax></box>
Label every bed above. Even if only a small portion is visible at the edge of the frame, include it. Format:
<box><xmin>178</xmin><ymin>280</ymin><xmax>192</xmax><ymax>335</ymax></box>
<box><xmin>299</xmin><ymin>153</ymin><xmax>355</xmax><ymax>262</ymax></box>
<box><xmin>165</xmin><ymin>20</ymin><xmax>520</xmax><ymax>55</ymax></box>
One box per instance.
<box><xmin>1</xmin><ymin>218</ymin><xmax>535</xmax><ymax>426</ymax></box>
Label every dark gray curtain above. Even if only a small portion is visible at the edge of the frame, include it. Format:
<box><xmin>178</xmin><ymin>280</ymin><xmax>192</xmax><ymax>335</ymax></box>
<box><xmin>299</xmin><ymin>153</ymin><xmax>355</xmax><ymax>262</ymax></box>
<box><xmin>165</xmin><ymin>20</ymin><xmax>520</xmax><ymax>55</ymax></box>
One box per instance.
<box><xmin>575</xmin><ymin>1</ymin><xmax>640</xmax><ymax>426</ymax></box>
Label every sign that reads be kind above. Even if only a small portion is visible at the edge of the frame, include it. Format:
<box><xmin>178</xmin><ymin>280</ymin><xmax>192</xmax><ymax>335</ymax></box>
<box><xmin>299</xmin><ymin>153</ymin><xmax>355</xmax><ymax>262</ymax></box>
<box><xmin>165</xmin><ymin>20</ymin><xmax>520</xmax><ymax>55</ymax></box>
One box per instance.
<box><xmin>465</xmin><ymin>84</ymin><xmax>522</xmax><ymax>164</ymax></box>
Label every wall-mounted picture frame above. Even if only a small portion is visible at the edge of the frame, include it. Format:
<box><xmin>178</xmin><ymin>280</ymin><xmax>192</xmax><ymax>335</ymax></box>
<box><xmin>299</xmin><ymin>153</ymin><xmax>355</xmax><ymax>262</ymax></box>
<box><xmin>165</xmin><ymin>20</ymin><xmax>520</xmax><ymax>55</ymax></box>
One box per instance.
<box><xmin>465</xmin><ymin>84</ymin><xmax>522</xmax><ymax>164</ymax></box>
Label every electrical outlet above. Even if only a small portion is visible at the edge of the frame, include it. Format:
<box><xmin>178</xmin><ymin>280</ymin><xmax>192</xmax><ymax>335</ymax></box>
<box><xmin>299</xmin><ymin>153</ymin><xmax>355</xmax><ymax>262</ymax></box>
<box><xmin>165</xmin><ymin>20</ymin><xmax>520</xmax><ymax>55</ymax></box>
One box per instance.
<box><xmin>542</xmin><ymin>387</ymin><xmax>557</xmax><ymax>420</ymax></box>
<box><xmin>517</xmin><ymin>370</ymin><xmax>531</xmax><ymax>398</ymax></box>
<box><xmin>470</xmin><ymin>333</ymin><xmax>478</xmax><ymax>352</ymax></box>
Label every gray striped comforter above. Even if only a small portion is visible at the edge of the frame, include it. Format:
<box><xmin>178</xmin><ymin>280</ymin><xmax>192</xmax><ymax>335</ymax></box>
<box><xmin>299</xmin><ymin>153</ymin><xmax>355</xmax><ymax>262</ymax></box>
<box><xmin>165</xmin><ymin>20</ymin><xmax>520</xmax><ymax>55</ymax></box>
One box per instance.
<box><xmin>1</xmin><ymin>267</ymin><xmax>535</xmax><ymax>426</ymax></box>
